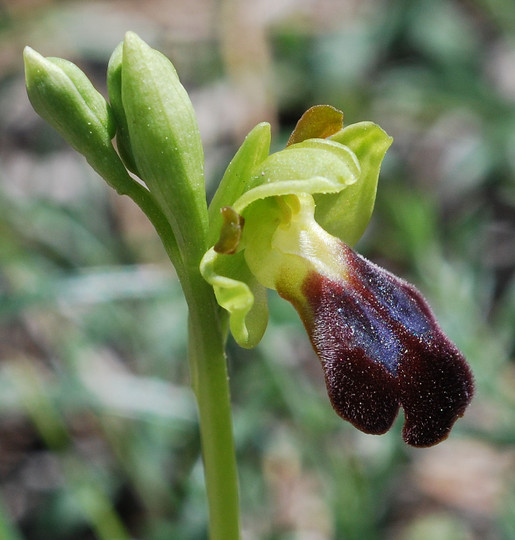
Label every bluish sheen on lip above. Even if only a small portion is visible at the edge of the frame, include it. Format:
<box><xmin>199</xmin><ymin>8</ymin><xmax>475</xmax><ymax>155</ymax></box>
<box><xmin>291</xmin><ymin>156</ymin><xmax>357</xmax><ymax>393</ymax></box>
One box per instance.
<box><xmin>347</xmin><ymin>250</ymin><xmax>433</xmax><ymax>338</ymax></box>
<box><xmin>334</xmin><ymin>290</ymin><xmax>401</xmax><ymax>376</ymax></box>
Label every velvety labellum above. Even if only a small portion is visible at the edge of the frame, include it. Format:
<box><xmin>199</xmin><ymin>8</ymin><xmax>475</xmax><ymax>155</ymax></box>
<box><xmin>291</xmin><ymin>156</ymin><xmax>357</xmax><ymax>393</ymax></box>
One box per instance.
<box><xmin>288</xmin><ymin>243</ymin><xmax>474</xmax><ymax>447</ymax></box>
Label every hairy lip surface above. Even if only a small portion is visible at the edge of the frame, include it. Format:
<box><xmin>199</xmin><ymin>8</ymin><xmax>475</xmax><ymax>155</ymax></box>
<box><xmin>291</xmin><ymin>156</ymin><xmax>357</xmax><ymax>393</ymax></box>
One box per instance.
<box><xmin>283</xmin><ymin>242</ymin><xmax>474</xmax><ymax>447</ymax></box>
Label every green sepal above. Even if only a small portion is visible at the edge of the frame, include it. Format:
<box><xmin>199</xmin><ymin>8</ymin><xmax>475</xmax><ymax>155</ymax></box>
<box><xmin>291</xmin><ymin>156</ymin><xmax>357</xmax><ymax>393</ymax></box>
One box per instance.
<box><xmin>24</xmin><ymin>47</ymin><xmax>116</xmax><ymax>156</ymax></box>
<box><xmin>315</xmin><ymin>122</ymin><xmax>393</xmax><ymax>246</ymax></box>
<box><xmin>200</xmin><ymin>248</ymin><xmax>268</xmax><ymax>348</ymax></box>
<box><xmin>120</xmin><ymin>32</ymin><xmax>207</xmax><ymax>259</ymax></box>
<box><xmin>208</xmin><ymin>122</ymin><xmax>271</xmax><ymax>246</ymax></box>
<box><xmin>107</xmin><ymin>42</ymin><xmax>140</xmax><ymax>176</ymax></box>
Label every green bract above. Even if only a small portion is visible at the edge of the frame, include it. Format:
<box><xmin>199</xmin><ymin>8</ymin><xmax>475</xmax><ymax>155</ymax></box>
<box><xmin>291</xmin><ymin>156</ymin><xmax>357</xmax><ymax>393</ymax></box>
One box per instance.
<box><xmin>201</xmin><ymin>108</ymin><xmax>392</xmax><ymax>348</ymax></box>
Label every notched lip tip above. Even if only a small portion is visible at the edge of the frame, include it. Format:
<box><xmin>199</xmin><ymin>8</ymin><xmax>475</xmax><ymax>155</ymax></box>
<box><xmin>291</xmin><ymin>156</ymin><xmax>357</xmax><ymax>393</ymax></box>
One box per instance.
<box><xmin>402</xmin><ymin>425</ymin><xmax>454</xmax><ymax>448</ymax></box>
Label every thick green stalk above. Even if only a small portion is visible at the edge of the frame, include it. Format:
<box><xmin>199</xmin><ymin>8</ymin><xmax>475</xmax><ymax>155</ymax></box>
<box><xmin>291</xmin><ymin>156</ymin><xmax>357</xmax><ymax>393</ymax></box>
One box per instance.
<box><xmin>185</xmin><ymin>270</ymin><xmax>240</xmax><ymax>540</ymax></box>
<box><xmin>124</xmin><ymin>188</ymin><xmax>241</xmax><ymax>540</ymax></box>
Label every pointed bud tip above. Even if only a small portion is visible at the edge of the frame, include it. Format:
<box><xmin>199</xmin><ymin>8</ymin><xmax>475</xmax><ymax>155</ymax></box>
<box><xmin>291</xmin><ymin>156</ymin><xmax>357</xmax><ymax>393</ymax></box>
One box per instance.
<box><xmin>23</xmin><ymin>46</ymin><xmax>45</xmax><ymax>74</ymax></box>
<box><xmin>23</xmin><ymin>45</ymin><xmax>34</xmax><ymax>59</ymax></box>
<box><xmin>23</xmin><ymin>47</ymin><xmax>65</xmax><ymax>91</ymax></box>
<box><xmin>124</xmin><ymin>30</ymin><xmax>140</xmax><ymax>42</ymax></box>
<box><xmin>123</xmin><ymin>31</ymin><xmax>148</xmax><ymax>55</ymax></box>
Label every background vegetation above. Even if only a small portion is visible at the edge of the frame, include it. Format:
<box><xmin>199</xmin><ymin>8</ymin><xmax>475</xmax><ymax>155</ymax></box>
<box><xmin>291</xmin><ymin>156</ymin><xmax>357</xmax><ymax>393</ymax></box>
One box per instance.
<box><xmin>0</xmin><ymin>0</ymin><xmax>514</xmax><ymax>539</ymax></box>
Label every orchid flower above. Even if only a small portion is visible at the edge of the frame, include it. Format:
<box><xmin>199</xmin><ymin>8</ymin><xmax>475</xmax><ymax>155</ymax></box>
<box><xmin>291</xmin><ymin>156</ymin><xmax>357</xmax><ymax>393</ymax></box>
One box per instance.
<box><xmin>201</xmin><ymin>105</ymin><xmax>474</xmax><ymax>447</ymax></box>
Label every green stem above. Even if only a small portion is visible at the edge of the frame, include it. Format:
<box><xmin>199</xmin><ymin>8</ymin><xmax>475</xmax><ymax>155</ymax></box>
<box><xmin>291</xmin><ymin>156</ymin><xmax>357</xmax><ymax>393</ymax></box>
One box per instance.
<box><xmin>185</xmin><ymin>271</ymin><xmax>241</xmax><ymax>540</ymax></box>
<box><xmin>127</xmin><ymin>182</ymin><xmax>240</xmax><ymax>539</ymax></box>
<box><xmin>130</xmin><ymin>203</ymin><xmax>241</xmax><ymax>540</ymax></box>
<box><xmin>96</xmin><ymin>146</ymin><xmax>240</xmax><ymax>539</ymax></box>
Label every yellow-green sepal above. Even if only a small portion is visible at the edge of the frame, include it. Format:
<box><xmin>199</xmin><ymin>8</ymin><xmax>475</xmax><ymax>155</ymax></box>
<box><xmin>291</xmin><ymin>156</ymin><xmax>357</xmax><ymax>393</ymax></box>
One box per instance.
<box><xmin>201</xmin><ymin>121</ymin><xmax>272</xmax><ymax>347</ymax></box>
<box><xmin>234</xmin><ymin>138</ymin><xmax>361</xmax><ymax>213</ymax></box>
<box><xmin>315</xmin><ymin>122</ymin><xmax>393</xmax><ymax>246</ymax></box>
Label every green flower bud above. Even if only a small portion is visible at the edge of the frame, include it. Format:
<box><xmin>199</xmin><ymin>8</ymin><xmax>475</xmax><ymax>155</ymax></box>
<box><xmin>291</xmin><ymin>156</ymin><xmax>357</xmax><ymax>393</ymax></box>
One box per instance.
<box><xmin>24</xmin><ymin>46</ymin><xmax>116</xmax><ymax>157</ymax></box>
<box><xmin>22</xmin><ymin>46</ymin><xmax>141</xmax><ymax>198</ymax></box>
<box><xmin>24</xmin><ymin>44</ymin><xmax>186</xmax><ymax>273</ymax></box>
<box><xmin>119</xmin><ymin>32</ymin><xmax>207</xmax><ymax>259</ymax></box>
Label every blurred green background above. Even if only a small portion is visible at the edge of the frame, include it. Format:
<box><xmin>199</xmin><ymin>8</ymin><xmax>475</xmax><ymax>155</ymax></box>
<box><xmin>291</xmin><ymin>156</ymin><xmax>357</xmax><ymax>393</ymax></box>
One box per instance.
<box><xmin>1</xmin><ymin>0</ymin><xmax>514</xmax><ymax>539</ymax></box>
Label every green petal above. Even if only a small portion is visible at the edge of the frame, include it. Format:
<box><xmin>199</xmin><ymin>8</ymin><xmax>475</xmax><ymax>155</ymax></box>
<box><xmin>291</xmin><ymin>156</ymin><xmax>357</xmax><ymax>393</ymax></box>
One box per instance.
<box><xmin>208</xmin><ymin>122</ymin><xmax>271</xmax><ymax>246</ymax></box>
<box><xmin>200</xmin><ymin>248</ymin><xmax>268</xmax><ymax>348</ymax></box>
<box><xmin>315</xmin><ymin>122</ymin><xmax>392</xmax><ymax>246</ymax></box>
